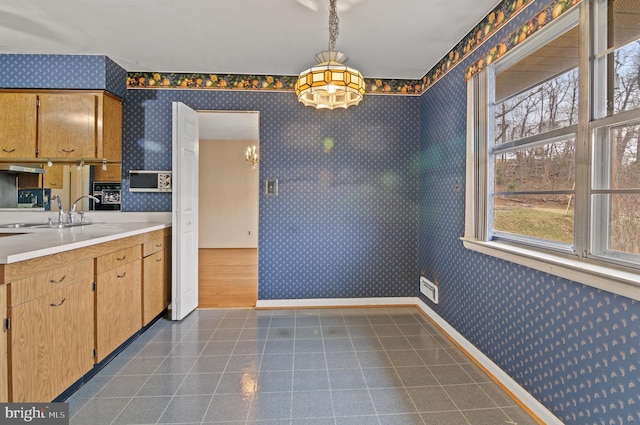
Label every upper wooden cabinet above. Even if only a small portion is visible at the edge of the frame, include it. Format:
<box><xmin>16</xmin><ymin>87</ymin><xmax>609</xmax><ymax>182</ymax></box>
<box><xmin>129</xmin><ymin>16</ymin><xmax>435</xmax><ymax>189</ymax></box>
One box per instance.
<box><xmin>93</xmin><ymin>163</ymin><xmax>122</xmax><ymax>182</ymax></box>
<box><xmin>43</xmin><ymin>165</ymin><xmax>65</xmax><ymax>189</ymax></box>
<box><xmin>38</xmin><ymin>93</ymin><xmax>97</xmax><ymax>159</ymax></box>
<box><xmin>0</xmin><ymin>90</ymin><xmax>122</xmax><ymax>162</ymax></box>
<box><xmin>98</xmin><ymin>93</ymin><xmax>122</xmax><ymax>162</ymax></box>
<box><xmin>0</xmin><ymin>93</ymin><xmax>37</xmax><ymax>158</ymax></box>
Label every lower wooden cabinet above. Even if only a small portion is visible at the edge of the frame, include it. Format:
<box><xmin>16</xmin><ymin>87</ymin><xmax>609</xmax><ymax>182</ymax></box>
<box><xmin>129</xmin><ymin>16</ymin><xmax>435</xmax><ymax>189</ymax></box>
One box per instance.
<box><xmin>9</xmin><ymin>276</ymin><xmax>94</xmax><ymax>402</ymax></box>
<box><xmin>95</xmin><ymin>247</ymin><xmax>142</xmax><ymax>363</ymax></box>
<box><xmin>0</xmin><ymin>284</ymin><xmax>7</xmax><ymax>403</ymax></box>
<box><xmin>0</xmin><ymin>227</ymin><xmax>170</xmax><ymax>402</ymax></box>
<box><xmin>142</xmin><ymin>230</ymin><xmax>171</xmax><ymax>327</ymax></box>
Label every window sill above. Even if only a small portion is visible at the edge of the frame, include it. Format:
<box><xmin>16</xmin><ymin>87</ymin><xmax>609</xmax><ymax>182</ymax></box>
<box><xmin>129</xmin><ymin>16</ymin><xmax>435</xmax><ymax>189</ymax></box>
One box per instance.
<box><xmin>461</xmin><ymin>237</ymin><xmax>640</xmax><ymax>301</ymax></box>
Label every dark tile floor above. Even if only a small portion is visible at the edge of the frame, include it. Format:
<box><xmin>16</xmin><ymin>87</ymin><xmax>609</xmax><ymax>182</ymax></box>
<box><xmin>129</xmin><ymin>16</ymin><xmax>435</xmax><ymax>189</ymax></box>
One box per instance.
<box><xmin>67</xmin><ymin>307</ymin><xmax>539</xmax><ymax>425</ymax></box>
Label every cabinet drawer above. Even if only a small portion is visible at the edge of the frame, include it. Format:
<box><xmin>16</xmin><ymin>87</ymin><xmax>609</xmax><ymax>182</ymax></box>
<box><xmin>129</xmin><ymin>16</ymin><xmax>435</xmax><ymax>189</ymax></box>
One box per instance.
<box><xmin>99</xmin><ymin>262</ymin><xmax>136</xmax><ymax>281</ymax></box>
<box><xmin>96</xmin><ymin>245</ymin><xmax>140</xmax><ymax>274</ymax></box>
<box><xmin>8</xmin><ymin>258</ymin><xmax>93</xmax><ymax>307</ymax></box>
<box><xmin>143</xmin><ymin>237</ymin><xmax>165</xmax><ymax>257</ymax></box>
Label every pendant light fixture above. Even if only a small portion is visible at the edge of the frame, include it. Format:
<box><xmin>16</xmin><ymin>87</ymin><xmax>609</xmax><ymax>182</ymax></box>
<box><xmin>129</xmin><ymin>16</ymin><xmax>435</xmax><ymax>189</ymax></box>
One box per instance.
<box><xmin>295</xmin><ymin>0</ymin><xmax>365</xmax><ymax>110</ymax></box>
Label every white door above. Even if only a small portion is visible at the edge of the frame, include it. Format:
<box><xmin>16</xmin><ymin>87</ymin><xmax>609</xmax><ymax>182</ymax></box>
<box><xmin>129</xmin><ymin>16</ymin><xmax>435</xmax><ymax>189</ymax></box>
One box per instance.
<box><xmin>171</xmin><ymin>102</ymin><xmax>199</xmax><ymax>320</ymax></box>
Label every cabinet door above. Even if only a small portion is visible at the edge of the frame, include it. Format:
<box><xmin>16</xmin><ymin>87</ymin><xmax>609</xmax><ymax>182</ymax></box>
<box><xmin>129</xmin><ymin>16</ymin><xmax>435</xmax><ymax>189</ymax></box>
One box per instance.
<box><xmin>0</xmin><ymin>284</ymin><xmax>7</xmax><ymax>402</ymax></box>
<box><xmin>142</xmin><ymin>250</ymin><xmax>168</xmax><ymax>326</ymax></box>
<box><xmin>95</xmin><ymin>260</ymin><xmax>141</xmax><ymax>362</ymax></box>
<box><xmin>42</xmin><ymin>165</ymin><xmax>64</xmax><ymax>189</ymax></box>
<box><xmin>0</xmin><ymin>93</ymin><xmax>37</xmax><ymax>158</ymax></box>
<box><xmin>38</xmin><ymin>93</ymin><xmax>96</xmax><ymax>159</ymax></box>
<box><xmin>9</xmin><ymin>280</ymin><xmax>94</xmax><ymax>402</ymax></box>
<box><xmin>97</xmin><ymin>94</ymin><xmax>122</xmax><ymax>162</ymax></box>
<box><xmin>93</xmin><ymin>163</ymin><xmax>121</xmax><ymax>182</ymax></box>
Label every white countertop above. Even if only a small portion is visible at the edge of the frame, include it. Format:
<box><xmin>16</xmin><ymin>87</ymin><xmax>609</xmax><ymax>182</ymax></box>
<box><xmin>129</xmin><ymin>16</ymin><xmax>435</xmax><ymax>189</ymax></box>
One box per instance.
<box><xmin>0</xmin><ymin>212</ymin><xmax>171</xmax><ymax>264</ymax></box>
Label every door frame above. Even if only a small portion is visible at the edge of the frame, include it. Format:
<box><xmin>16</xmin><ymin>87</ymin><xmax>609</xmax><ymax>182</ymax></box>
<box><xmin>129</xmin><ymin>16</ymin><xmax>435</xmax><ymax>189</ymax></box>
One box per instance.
<box><xmin>197</xmin><ymin>110</ymin><xmax>260</xmax><ymax>307</ymax></box>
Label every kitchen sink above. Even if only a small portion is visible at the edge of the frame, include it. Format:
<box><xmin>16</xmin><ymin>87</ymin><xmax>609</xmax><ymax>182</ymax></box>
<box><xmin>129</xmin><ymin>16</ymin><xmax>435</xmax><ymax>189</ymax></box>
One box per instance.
<box><xmin>38</xmin><ymin>222</ymin><xmax>95</xmax><ymax>229</ymax></box>
<box><xmin>0</xmin><ymin>222</ymin><xmax>49</xmax><ymax>228</ymax></box>
<box><xmin>0</xmin><ymin>222</ymin><xmax>94</xmax><ymax>229</ymax></box>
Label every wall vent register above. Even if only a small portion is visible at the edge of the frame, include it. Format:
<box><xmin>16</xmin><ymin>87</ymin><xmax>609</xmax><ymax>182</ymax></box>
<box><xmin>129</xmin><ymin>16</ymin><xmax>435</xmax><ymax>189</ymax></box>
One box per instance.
<box><xmin>420</xmin><ymin>276</ymin><xmax>439</xmax><ymax>304</ymax></box>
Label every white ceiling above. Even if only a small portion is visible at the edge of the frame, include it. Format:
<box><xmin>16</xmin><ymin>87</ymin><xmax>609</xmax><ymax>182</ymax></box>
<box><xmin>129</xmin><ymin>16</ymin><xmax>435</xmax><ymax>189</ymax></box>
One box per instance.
<box><xmin>0</xmin><ymin>0</ymin><xmax>502</xmax><ymax>80</ymax></box>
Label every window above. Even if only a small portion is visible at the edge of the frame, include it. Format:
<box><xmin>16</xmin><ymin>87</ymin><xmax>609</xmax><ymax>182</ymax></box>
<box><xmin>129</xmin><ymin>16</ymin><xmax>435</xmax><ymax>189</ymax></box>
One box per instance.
<box><xmin>591</xmin><ymin>0</ymin><xmax>640</xmax><ymax>264</ymax></box>
<box><xmin>465</xmin><ymin>1</ymin><xmax>640</xmax><ymax>296</ymax></box>
<box><xmin>492</xmin><ymin>25</ymin><xmax>579</xmax><ymax>248</ymax></box>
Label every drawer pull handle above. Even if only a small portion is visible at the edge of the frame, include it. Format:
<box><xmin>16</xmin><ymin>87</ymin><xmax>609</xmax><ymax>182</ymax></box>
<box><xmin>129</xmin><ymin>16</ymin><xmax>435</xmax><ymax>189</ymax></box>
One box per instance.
<box><xmin>117</xmin><ymin>272</ymin><xmax>127</xmax><ymax>279</ymax></box>
<box><xmin>155</xmin><ymin>244</ymin><xmax>162</xmax><ymax>247</ymax></box>
<box><xmin>50</xmin><ymin>298</ymin><xmax>66</xmax><ymax>307</ymax></box>
<box><xmin>61</xmin><ymin>148</ymin><xmax>75</xmax><ymax>153</ymax></box>
<box><xmin>117</xmin><ymin>255</ymin><xmax>126</xmax><ymax>261</ymax></box>
<box><xmin>155</xmin><ymin>258</ymin><xmax>162</xmax><ymax>262</ymax></box>
<box><xmin>50</xmin><ymin>275</ymin><xmax>66</xmax><ymax>284</ymax></box>
<box><xmin>2</xmin><ymin>148</ymin><xmax>16</xmax><ymax>153</ymax></box>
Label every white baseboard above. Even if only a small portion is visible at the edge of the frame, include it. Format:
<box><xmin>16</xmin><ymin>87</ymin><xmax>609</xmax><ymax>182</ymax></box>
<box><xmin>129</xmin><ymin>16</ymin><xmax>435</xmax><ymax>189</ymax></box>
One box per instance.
<box><xmin>255</xmin><ymin>297</ymin><xmax>417</xmax><ymax>309</ymax></box>
<box><xmin>415</xmin><ymin>298</ymin><xmax>563</xmax><ymax>425</ymax></box>
<box><xmin>256</xmin><ymin>296</ymin><xmax>561</xmax><ymax>424</ymax></box>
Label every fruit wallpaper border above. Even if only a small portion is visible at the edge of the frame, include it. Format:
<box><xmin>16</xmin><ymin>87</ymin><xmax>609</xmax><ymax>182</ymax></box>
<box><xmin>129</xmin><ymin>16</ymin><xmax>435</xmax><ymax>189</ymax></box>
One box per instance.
<box><xmin>126</xmin><ymin>73</ymin><xmax>424</xmax><ymax>95</ymax></box>
<box><xmin>464</xmin><ymin>0</ymin><xmax>581</xmax><ymax>81</ymax></box>
<box><xmin>126</xmin><ymin>0</ymin><xmax>575</xmax><ymax>95</ymax></box>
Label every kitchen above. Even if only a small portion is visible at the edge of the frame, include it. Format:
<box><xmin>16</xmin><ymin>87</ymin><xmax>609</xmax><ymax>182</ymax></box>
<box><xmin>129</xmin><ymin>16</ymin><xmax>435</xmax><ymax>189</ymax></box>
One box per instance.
<box><xmin>0</xmin><ymin>85</ymin><xmax>173</xmax><ymax>405</ymax></box>
<box><xmin>0</xmin><ymin>0</ymin><xmax>639</xmax><ymax>423</ymax></box>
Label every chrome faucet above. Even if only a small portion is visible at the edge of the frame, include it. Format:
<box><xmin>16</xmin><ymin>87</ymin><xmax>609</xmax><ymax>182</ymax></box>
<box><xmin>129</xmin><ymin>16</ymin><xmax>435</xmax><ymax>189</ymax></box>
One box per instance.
<box><xmin>53</xmin><ymin>195</ymin><xmax>64</xmax><ymax>225</ymax></box>
<box><xmin>70</xmin><ymin>195</ymin><xmax>100</xmax><ymax>223</ymax></box>
<box><xmin>71</xmin><ymin>195</ymin><xmax>100</xmax><ymax>212</ymax></box>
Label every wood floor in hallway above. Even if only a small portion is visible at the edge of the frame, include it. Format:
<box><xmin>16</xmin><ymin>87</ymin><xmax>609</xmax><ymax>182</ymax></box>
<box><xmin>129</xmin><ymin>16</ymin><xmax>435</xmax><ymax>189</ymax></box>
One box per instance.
<box><xmin>198</xmin><ymin>248</ymin><xmax>257</xmax><ymax>308</ymax></box>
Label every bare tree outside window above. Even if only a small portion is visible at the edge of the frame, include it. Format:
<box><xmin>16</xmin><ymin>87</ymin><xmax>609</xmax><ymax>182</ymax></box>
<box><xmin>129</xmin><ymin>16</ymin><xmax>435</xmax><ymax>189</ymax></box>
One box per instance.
<box><xmin>492</xmin><ymin>60</ymin><xmax>579</xmax><ymax>243</ymax></box>
<box><xmin>465</xmin><ymin>1</ymin><xmax>640</xmax><ymax>293</ymax></box>
<box><xmin>600</xmin><ymin>41</ymin><xmax>640</xmax><ymax>255</ymax></box>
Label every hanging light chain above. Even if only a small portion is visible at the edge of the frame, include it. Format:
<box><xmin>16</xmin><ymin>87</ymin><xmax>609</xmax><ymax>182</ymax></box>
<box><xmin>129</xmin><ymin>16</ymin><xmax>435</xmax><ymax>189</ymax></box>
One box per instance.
<box><xmin>328</xmin><ymin>0</ymin><xmax>339</xmax><ymax>52</ymax></box>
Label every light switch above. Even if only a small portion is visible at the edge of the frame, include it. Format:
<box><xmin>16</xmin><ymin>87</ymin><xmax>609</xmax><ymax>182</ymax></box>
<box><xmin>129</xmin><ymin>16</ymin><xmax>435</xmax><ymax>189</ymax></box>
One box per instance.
<box><xmin>265</xmin><ymin>179</ymin><xmax>278</xmax><ymax>195</ymax></box>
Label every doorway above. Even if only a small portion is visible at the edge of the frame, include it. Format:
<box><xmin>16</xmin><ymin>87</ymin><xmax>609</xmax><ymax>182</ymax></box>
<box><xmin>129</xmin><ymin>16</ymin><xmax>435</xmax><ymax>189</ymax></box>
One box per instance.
<box><xmin>197</xmin><ymin>111</ymin><xmax>259</xmax><ymax>308</ymax></box>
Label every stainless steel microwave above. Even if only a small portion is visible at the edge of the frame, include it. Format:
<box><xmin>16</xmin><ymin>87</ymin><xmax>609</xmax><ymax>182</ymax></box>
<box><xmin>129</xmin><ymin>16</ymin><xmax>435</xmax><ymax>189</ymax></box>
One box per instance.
<box><xmin>129</xmin><ymin>170</ymin><xmax>172</xmax><ymax>192</ymax></box>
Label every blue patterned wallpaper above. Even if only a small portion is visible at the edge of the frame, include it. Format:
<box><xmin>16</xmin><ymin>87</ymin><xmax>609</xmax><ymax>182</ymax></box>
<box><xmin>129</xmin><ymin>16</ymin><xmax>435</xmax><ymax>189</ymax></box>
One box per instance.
<box><xmin>2</xmin><ymin>0</ymin><xmax>639</xmax><ymax>422</ymax></box>
<box><xmin>104</xmin><ymin>56</ymin><xmax>127</xmax><ymax>99</ymax></box>
<box><xmin>0</xmin><ymin>54</ymin><xmax>126</xmax><ymax>98</ymax></box>
<box><xmin>123</xmin><ymin>89</ymin><xmax>419</xmax><ymax>299</ymax></box>
<box><xmin>418</xmin><ymin>1</ymin><xmax>640</xmax><ymax>424</ymax></box>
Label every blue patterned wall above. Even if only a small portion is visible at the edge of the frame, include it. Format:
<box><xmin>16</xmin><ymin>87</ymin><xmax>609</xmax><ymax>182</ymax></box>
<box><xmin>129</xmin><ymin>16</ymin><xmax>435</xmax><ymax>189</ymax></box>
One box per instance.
<box><xmin>3</xmin><ymin>1</ymin><xmax>639</xmax><ymax>421</ymax></box>
<box><xmin>418</xmin><ymin>1</ymin><xmax>640</xmax><ymax>424</ymax></box>
<box><xmin>123</xmin><ymin>89</ymin><xmax>419</xmax><ymax>299</ymax></box>
<box><xmin>104</xmin><ymin>56</ymin><xmax>127</xmax><ymax>99</ymax></box>
<box><xmin>0</xmin><ymin>54</ymin><xmax>126</xmax><ymax>97</ymax></box>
